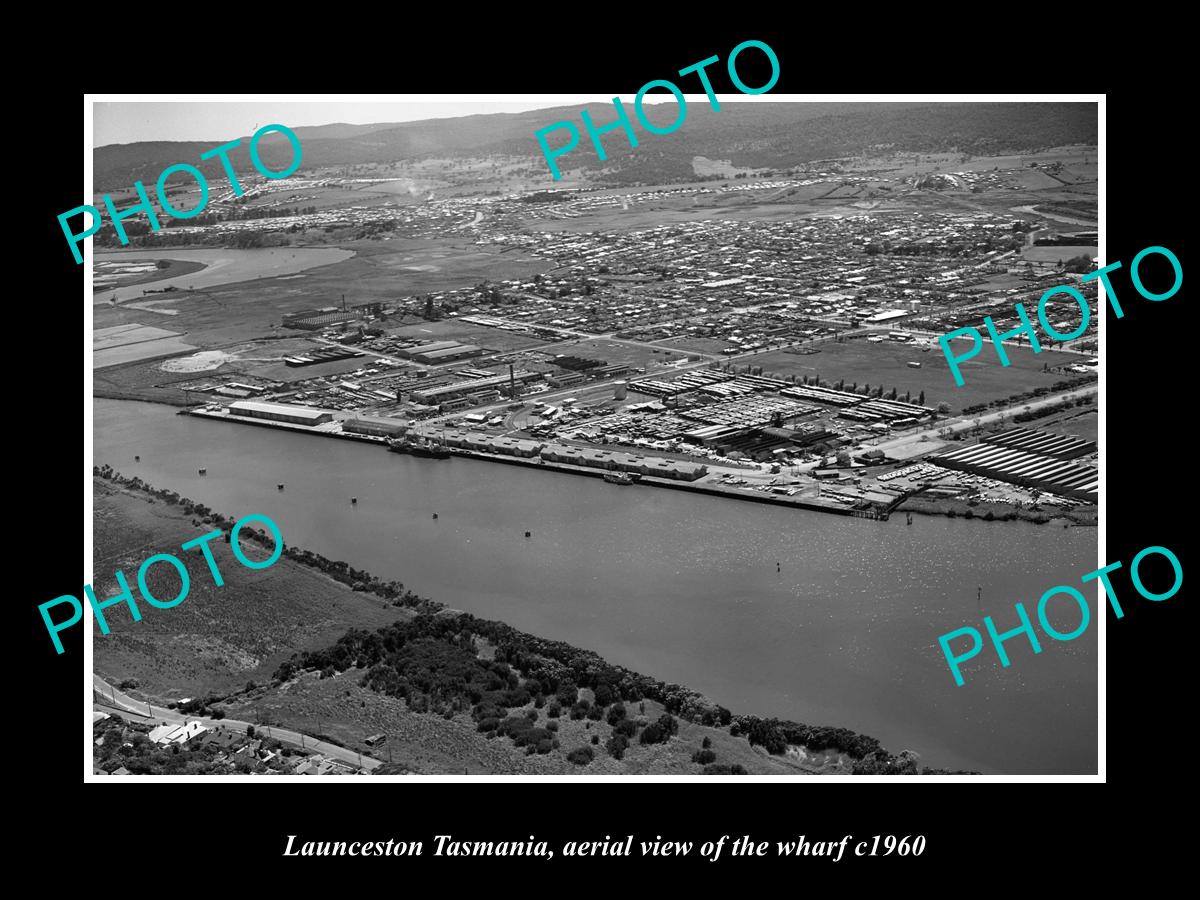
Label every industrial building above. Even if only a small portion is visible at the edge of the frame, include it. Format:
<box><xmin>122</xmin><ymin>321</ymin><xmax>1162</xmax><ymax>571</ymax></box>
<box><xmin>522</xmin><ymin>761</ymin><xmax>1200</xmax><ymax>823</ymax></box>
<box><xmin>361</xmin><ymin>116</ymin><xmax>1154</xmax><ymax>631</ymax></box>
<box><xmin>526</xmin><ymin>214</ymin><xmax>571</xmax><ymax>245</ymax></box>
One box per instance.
<box><xmin>283</xmin><ymin>347</ymin><xmax>364</xmax><ymax>367</ymax></box>
<box><xmin>930</xmin><ymin>434</ymin><xmax>1097</xmax><ymax>502</ymax></box>
<box><xmin>540</xmin><ymin>443</ymin><xmax>707</xmax><ymax>481</ymax></box>
<box><xmin>397</xmin><ymin>341</ymin><xmax>485</xmax><ymax>364</ymax></box>
<box><xmin>410</xmin><ymin>370</ymin><xmax>539</xmax><ymax>406</ymax></box>
<box><xmin>342</xmin><ymin>416</ymin><xmax>409</xmax><ymax>438</ymax></box>
<box><xmin>980</xmin><ymin>428</ymin><xmax>1097</xmax><ymax>460</ymax></box>
<box><xmin>425</xmin><ymin>429</ymin><xmax>706</xmax><ymax>480</ymax></box>
<box><xmin>414</xmin><ymin>344</ymin><xmax>483</xmax><ymax>364</ymax></box>
<box><xmin>228</xmin><ymin>400</ymin><xmax>334</xmax><ymax>426</ymax></box>
<box><xmin>281</xmin><ymin>307</ymin><xmax>359</xmax><ymax>330</ymax></box>
<box><xmin>441</xmin><ymin>431</ymin><xmax>544</xmax><ymax>458</ymax></box>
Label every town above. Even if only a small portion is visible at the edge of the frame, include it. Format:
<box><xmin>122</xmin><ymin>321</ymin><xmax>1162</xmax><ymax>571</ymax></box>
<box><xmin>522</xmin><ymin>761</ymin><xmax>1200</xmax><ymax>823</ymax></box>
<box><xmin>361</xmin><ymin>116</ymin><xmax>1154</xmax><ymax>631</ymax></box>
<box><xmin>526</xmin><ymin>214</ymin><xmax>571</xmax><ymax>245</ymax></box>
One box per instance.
<box><xmin>95</xmin><ymin>164</ymin><xmax>1098</xmax><ymax>522</ymax></box>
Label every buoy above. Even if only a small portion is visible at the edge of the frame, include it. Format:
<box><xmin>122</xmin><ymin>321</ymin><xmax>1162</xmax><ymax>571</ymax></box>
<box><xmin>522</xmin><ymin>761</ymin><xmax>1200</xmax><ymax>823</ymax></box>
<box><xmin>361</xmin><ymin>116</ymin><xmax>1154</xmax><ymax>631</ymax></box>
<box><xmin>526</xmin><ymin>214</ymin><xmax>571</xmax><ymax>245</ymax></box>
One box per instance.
<box><xmin>432</xmin><ymin>513</ymin><xmax>439</xmax><ymax>520</ymax></box>
<box><xmin>134</xmin><ymin>455</ymin><xmax>140</xmax><ymax>462</ymax></box>
<box><xmin>351</xmin><ymin>497</ymin><xmax>357</xmax><ymax>505</ymax></box>
<box><xmin>278</xmin><ymin>483</ymin><xmax>285</xmax><ymax>491</ymax></box>
<box><xmin>198</xmin><ymin>468</ymin><xmax>207</xmax><ymax>475</ymax></box>
<box><xmin>525</xmin><ymin>531</ymin><xmax>531</xmax><ymax>538</ymax></box>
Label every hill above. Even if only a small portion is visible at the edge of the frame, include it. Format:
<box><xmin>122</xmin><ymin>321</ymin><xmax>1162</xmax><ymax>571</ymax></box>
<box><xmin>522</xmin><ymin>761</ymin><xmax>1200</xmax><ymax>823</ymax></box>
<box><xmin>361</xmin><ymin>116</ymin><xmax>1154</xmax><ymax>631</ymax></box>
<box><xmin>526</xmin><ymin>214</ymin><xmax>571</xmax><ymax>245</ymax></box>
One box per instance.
<box><xmin>93</xmin><ymin>102</ymin><xmax>1097</xmax><ymax>190</ymax></box>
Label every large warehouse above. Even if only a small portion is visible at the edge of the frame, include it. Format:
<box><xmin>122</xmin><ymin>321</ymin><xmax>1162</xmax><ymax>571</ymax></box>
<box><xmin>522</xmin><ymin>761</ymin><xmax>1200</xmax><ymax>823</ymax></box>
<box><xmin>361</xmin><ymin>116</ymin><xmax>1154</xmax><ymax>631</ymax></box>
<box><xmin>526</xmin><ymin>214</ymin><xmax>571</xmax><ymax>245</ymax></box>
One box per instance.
<box><xmin>397</xmin><ymin>341</ymin><xmax>485</xmax><ymax>364</ymax></box>
<box><xmin>228</xmin><ymin>400</ymin><xmax>334</xmax><ymax>426</ymax></box>
<box><xmin>342</xmin><ymin>416</ymin><xmax>409</xmax><ymax>438</ymax></box>
<box><xmin>980</xmin><ymin>428</ymin><xmax>1097</xmax><ymax>460</ymax></box>
<box><xmin>930</xmin><ymin>428</ymin><xmax>1097</xmax><ymax>503</ymax></box>
<box><xmin>410</xmin><ymin>370</ymin><xmax>539</xmax><ymax>406</ymax></box>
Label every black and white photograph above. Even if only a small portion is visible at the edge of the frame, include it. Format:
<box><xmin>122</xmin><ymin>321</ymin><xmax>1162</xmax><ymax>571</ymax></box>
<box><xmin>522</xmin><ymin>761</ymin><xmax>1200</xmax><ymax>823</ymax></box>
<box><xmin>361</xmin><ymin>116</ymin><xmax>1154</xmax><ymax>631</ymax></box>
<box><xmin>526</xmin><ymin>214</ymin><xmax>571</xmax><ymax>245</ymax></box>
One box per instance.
<box><xmin>79</xmin><ymin>92</ymin><xmax>1104</xmax><ymax>780</ymax></box>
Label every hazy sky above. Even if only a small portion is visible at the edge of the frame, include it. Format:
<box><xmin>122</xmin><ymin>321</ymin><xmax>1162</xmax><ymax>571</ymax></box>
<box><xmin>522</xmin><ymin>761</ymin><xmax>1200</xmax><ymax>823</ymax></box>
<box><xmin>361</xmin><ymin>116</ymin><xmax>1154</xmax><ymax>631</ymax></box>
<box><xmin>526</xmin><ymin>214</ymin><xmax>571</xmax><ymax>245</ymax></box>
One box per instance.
<box><xmin>92</xmin><ymin>98</ymin><xmax>634</xmax><ymax>147</ymax></box>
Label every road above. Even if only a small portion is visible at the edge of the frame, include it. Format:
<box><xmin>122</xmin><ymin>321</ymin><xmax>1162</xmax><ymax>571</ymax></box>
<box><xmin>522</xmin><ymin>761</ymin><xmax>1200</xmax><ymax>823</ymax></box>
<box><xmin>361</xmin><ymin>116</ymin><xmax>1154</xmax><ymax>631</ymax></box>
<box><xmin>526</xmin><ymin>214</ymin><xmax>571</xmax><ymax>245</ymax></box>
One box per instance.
<box><xmin>868</xmin><ymin>386</ymin><xmax>1098</xmax><ymax>457</ymax></box>
<box><xmin>92</xmin><ymin>674</ymin><xmax>382</xmax><ymax>771</ymax></box>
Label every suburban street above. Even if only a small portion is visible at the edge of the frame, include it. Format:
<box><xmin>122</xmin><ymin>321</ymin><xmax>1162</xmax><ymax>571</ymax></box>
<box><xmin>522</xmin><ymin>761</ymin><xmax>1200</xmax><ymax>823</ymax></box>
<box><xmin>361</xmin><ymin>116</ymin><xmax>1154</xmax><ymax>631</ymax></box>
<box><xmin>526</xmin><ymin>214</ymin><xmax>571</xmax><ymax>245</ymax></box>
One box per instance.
<box><xmin>92</xmin><ymin>674</ymin><xmax>382</xmax><ymax>771</ymax></box>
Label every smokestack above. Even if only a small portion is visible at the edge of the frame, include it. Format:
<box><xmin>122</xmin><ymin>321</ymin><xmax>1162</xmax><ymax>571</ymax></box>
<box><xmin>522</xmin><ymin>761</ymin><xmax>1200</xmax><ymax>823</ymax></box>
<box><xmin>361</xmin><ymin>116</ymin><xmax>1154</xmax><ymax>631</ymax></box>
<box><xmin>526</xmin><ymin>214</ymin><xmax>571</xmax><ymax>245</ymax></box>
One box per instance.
<box><xmin>509</xmin><ymin>364</ymin><xmax>516</xmax><ymax>399</ymax></box>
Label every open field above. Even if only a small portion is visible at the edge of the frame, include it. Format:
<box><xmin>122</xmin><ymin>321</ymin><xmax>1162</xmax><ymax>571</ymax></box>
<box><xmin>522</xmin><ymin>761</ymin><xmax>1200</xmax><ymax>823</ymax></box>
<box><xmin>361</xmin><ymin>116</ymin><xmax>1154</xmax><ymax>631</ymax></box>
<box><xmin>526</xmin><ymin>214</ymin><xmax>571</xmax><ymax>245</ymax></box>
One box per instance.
<box><xmin>548</xmin><ymin>337</ymin><xmax>688</xmax><ymax>369</ymax></box>
<box><xmin>95</xmin><ymin>257</ymin><xmax>207</xmax><ymax>291</ymax></box>
<box><xmin>94</xmin><ymin>324</ymin><xmax>198</xmax><ymax>369</ymax></box>
<box><xmin>96</xmin><ymin>247</ymin><xmax>357</xmax><ymax>304</ymax></box>
<box><xmin>849</xmin><ymin>146</ymin><xmax>1096</xmax><ymax>179</ymax></box>
<box><xmin>1046</xmin><ymin>409</ymin><xmax>1099</xmax><ymax>443</ymax></box>
<box><xmin>230</xmin><ymin>669</ymin><xmax>819</xmax><ymax>776</ymax></box>
<box><xmin>95</xmin><ymin>340</ymin><xmax>200</xmax><ymax>369</ymax></box>
<box><xmin>1023</xmin><ymin>245</ymin><xmax>1097</xmax><ymax>262</ymax></box>
<box><xmin>94</xmin><ymin>323</ymin><xmax>184</xmax><ymax>350</ymax></box>
<box><xmin>246</xmin><ymin>354</ymin><xmax>376</xmax><ymax>384</ymax></box>
<box><xmin>93</xmin><ymin>239</ymin><xmax>553</xmax><ymax>350</ymax></box>
<box><xmin>92</xmin><ymin>478</ymin><xmax>405</xmax><ymax>699</ymax></box>
<box><xmin>750</xmin><ymin>337</ymin><xmax>1083</xmax><ymax>412</ymax></box>
<box><xmin>654</xmin><ymin>335</ymin><xmax>738</xmax><ymax>354</ymax></box>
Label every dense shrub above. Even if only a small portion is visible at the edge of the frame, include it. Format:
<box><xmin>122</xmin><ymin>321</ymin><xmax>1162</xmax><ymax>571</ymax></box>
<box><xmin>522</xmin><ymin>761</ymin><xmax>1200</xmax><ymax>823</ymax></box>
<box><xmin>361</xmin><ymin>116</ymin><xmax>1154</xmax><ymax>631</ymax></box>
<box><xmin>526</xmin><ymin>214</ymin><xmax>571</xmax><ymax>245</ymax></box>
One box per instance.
<box><xmin>614</xmin><ymin>719</ymin><xmax>637</xmax><ymax>738</ymax></box>
<box><xmin>850</xmin><ymin>751</ymin><xmax>920</xmax><ymax>775</ymax></box>
<box><xmin>496</xmin><ymin>716</ymin><xmax>553</xmax><ymax>749</ymax></box>
<box><xmin>692</xmin><ymin>749</ymin><xmax>716</xmax><ymax>765</ymax></box>
<box><xmin>567</xmin><ymin>747</ymin><xmax>595</xmax><ymax>766</ymax></box>
<box><xmin>557</xmin><ymin>684</ymin><xmax>579</xmax><ymax>706</ymax></box>
<box><xmin>606</xmin><ymin>735</ymin><xmax>629</xmax><ymax>760</ymax></box>
<box><xmin>730</xmin><ymin>716</ymin><xmax>882</xmax><ymax>759</ymax></box>
<box><xmin>702</xmin><ymin>764</ymin><xmax>748</xmax><ymax>775</ymax></box>
<box><xmin>639</xmin><ymin>724</ymin><xmax>665</xmax><ymax>745</ymax></box>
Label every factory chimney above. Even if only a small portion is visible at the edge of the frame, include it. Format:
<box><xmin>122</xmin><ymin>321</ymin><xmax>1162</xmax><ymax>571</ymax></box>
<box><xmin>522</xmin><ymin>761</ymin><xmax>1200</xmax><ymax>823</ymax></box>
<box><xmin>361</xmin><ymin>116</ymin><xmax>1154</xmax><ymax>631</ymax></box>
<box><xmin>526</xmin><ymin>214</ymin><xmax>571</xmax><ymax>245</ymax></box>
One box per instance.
<box><xmin>509</xmin><ymin>363</ymin><xmax>516</xmax><ymax>399</ymax></box>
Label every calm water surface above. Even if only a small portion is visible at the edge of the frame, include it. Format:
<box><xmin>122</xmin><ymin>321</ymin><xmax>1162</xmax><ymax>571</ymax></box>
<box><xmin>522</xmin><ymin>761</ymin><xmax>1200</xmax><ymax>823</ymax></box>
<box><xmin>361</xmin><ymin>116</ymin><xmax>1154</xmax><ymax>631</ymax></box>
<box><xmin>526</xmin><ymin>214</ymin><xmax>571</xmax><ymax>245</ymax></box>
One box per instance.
<box><xmin>93</xmin><ymin>399</ymin><xmax>1098</xmax><ymax>774</ymax></box>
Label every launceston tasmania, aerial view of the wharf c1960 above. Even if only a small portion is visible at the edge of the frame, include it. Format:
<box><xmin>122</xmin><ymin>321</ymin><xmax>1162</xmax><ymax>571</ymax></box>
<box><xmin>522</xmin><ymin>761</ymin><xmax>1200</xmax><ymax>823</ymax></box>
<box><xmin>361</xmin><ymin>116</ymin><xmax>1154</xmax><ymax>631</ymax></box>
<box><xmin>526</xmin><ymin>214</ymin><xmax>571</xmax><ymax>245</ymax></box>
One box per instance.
<box><xmin>87</xmin><ymin>98</ymin><xmax>1099</xmax><ymax>779</ymax></box>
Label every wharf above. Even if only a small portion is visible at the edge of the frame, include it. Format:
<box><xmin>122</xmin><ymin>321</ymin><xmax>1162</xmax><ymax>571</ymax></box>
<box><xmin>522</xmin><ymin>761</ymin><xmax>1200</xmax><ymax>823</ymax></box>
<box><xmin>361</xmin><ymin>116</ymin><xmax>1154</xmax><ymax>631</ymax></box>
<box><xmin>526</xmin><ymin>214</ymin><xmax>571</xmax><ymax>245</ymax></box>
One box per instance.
<box><xmin>182</xmin><ymin>408</ymin><xmax>885</xmax><ymax>519</ymax></box>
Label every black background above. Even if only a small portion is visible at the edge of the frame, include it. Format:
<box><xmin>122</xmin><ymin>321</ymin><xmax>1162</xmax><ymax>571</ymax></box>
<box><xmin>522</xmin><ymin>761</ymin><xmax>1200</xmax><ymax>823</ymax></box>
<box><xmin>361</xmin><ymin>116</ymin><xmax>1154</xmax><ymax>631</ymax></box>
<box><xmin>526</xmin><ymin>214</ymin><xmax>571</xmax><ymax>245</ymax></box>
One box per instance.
<box><xmin>18</xmin><ymin>27</ymin><xmax>1187</xmax><ymax>883</ymax></box>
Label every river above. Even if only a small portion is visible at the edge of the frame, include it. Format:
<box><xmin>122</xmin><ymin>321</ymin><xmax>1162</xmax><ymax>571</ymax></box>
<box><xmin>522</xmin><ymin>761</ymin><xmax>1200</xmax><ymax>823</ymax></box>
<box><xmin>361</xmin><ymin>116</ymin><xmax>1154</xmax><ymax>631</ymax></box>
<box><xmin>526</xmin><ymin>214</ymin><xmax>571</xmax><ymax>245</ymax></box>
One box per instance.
<box><xmin>92</xmin><ymin>399</ymin><xmax>1098</xmax><ymax>774</ymax></box>
<box><xmin>94</xmin><ymin>247</ymin><xmax>356</xmax><ymax>303</ymax></box>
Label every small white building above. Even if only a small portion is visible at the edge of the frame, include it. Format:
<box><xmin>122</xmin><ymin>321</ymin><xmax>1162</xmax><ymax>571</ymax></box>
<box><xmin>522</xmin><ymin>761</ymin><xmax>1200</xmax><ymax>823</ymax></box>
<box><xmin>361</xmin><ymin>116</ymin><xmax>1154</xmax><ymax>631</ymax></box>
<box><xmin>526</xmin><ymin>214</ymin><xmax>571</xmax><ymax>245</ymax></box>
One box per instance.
<box><xmin>149</xmin><ymin>721</ymin><xmax>209</xmax><ymax>746</ymax></box>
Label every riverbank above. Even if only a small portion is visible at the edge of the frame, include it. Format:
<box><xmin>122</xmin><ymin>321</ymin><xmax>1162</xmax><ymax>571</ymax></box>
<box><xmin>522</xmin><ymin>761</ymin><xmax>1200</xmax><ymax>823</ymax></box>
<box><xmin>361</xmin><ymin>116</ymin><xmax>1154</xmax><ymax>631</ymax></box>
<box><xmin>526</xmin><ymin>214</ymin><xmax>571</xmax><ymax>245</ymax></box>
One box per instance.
<box><xmin>91</xmin><ymin>467</ymin><xmax>954</xmax><ymax>775</ymax></box>
<box><xmin>95</xmin><ymin>257</ymin><xmax>207</xmax><ymax>293</ymax></box>
<box><xmin>94</xmin><ymin>387</ymin><xmax>195</xmax><ymax>406</ymax></box>
<box><xmin>899</xmin><ymin>494</ymin><xmax>1097</xmax><ymax>527</ymax></box>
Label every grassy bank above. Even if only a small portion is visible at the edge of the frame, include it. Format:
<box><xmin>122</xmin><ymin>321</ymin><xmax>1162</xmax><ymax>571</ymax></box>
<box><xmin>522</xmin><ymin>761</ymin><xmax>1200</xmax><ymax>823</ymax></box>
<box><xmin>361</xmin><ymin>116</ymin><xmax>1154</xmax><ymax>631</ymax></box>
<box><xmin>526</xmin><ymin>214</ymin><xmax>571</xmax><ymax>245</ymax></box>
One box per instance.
<box><xmin>899</xmin><ymin>494</ymin><xmax>1097</xmax><ymax>526</ymax></box>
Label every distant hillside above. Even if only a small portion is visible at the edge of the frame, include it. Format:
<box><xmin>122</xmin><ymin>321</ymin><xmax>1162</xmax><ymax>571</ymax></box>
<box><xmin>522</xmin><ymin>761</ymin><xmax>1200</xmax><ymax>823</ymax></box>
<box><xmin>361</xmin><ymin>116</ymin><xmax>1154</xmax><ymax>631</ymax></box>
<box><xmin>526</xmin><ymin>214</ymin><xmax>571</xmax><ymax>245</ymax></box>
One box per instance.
<box><xmin>94</xmin><ymin>102</ymin><xmax>1097</xmax><ymax>191</ymax></box>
